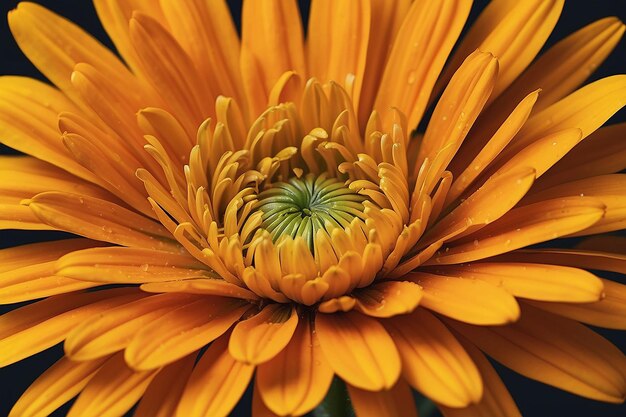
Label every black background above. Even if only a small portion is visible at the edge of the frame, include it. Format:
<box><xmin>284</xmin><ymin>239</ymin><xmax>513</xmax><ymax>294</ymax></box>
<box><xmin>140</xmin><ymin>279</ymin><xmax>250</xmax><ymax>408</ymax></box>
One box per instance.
<box><xmin>0</xmin><ymin>1</ymin><xmax>625</xmax><ymax>416</ymax></box>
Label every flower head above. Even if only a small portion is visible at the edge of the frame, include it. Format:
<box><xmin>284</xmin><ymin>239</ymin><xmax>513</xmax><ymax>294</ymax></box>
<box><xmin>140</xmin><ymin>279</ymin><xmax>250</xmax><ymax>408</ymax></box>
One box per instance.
<box><xmin>1</xmin><ymin>1</ymin><xmax>626</xmax><ymax>416</ymax></box>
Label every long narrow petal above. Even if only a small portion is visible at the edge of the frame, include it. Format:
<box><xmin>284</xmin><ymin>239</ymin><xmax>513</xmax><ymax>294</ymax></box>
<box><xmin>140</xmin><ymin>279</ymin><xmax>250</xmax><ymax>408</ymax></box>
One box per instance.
<box><xmin>316</xmin><ymin>311</ymin><xmax>401</xmax><ymax>391</ymax></box>
<box><xmin>140</xmin><ymin>279</ymin><xmax>259</xmax><ymax>301</ymax></box>
<box><xmin>176</xmin><ymin>333</ymin><xmax>255</xmax><ymax>417</ymax></box>
<box><xmin>67</xmin><ymin>353</ymin><xmax>159</xmax><ymax>417</ymax></box>
<box><xmin>229</xmin><ymin>304</ymin><xmax>299</xmax><ymax>365</ymax></box>
<box><xmin>9</xmin><ymin>356</ymin><xmax>108</xmax><ymax>417</ymax></box>
<box><xmin>432</xmin><ymin>262</ymin><xmax>603</xmax><ymax>303</ymax></box>
<box><xmin>134</xmin><ymin>355</ymin><xmax>196</xmax><ymax>417</ymax></box>
<box><xmin>55</xmin><ymin>246</ymin><xmax>209</xmax><ymax>284</ymax></box>
<box><xmin>0</xmin><ymin>288</ymin><xmax>143</xmax><ymax>367</ymax></box>
<box><xmin>257</xmin><ymin>314</ymin><xmax>334</xmax><ymax>416</ymax></box>
<box><xmin>347</xmin><ymin>379</ymin><xmax>418</xmax><ymax>417</ymax></box>
<box><xmin>383</xmin><ymin>308</ymin><xmax>483</xmax><ymax>407</ymax></box>
<box><xmin>494</xmin><ymin>248</ymin><xmax>626</xmax><ymax>275</ymax></box>
<box><xmin>440</xmin><ymin>336</ymin><xmax>522</xmax><ymax>417</ymax></box>
<box><xmin>529</xmin><ymin>279</ymin><xmax>626</xmax><ymax>330</ymax></box>
<box><xmin>431</xmin><ymin>197</ymin><xmax>605</xmax><ymax>265</ymax></box>
<box><xmin>407</xmin><ymin>272</ymin><xmax>520</xmax><ymax>325</ymax></box>
<box><xmin>241</xmin><ymin>0</ymin><xmax>305</xmax><ymax>116</ymax></box>
<box><xmin>449</xmin><ymin>305</ymin><xmax>626</xmax><ymax>403</ymax></box>
<box><xmin>125</xmin><ymin>297</ymin><xmax>248</xmax><ymax>370</ymax></box>
<box><xmin>65</xmin><ymin>293</ymin><xmax>201</xmax><ymax>361</ymax></box>
<box><xmin>374</xmin><ymin>0</ymin><xmax>472</xmax><ymax>130</ymax></box>
<box><xmin>26</xmin><ymin>192</ymin><xmax>178</xmax><ymax>251</ymax></box>
<box><xmin>307</xmin><ymin>0</ymin><xmax>371</xmax><ymax>106</ymax></box>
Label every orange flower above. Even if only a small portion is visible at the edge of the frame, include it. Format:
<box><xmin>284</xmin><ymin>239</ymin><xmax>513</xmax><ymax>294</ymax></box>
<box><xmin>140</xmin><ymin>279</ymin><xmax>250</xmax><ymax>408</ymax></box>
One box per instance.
<box><xmin>1</xmin><ymin>1</ymin><xmax>626</xmax><ymax>416</ymax></box>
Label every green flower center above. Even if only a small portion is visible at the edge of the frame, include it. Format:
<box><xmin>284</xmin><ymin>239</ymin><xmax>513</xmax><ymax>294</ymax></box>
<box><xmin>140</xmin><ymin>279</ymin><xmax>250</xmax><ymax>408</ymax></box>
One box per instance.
<box><xmin>256</xmin><ymin>174</ymin><xmax>367</xmax><ymax>248</ymax></box>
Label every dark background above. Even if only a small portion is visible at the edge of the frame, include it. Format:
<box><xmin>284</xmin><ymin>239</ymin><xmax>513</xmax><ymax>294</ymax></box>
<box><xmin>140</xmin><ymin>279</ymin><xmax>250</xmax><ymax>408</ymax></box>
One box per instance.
<box><xmin>0</xmin><ymin>1</ymin><xmax>625</xmax><ymax>416</ymax></box>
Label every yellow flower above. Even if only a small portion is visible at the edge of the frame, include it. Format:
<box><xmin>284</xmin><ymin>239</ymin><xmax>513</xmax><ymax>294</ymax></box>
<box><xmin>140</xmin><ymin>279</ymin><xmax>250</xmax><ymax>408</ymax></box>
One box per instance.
<box><xmin>1</xmin><ymin>1</ymin><xmax>626</xmax><ymax>417</ymax></box>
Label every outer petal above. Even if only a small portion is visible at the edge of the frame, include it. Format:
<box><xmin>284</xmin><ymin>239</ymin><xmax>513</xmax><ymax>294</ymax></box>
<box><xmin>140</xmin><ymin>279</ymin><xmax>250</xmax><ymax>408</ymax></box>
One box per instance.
<box><xmin>347</xmin><ymin>379</ymin><xmax>418</xmax><ymax>417</ymax></box>
<box><xmin>67</xmin><ymin>353</ymin><xmax>158</xmax><ymax>417</ymax></box>
<box><xmin>9</xmin><ymin>356</ymin><xmax>108</xmax><ymax>417</ymax></box>
<box><xmin>449</xmin><ymin>305</ymin><xmax>626</xmax><ymax>403</ymax></box>
<box><xmin>229</xmin><ymin>304</ymin><xmax>299</xmax><ymax>365</ymax></box>
<box><xmin>383</xmin><ymin>308</ymin><xmax>483</xmax><ymax>407</ymax></box>
<box><xmin>176</xmin><ymin>333</ymin><xmax>255</xmax><ymax>417</ymax></box>
<box><xmin>257</xmin><ymin>314</ymin><xmax>334</xmax><ymax>416</ymax></box>
<box><xmin>353</xmin><ymin>280</ymin><xmax>423</xmax><ymax>318</ymax></box>
<box><xmin>408</xmin><ymin>272</ymin><xmax>520</xmax><ymax>325</ymax></box>
<box><xmin>125</xmin><ymin>297</ymin><xmax>248</xmax><ymax>370</ymax></box>
<box><xmin>374</xmin><ymin>0</ymin><xmax>472</xmax><ymax>130</ymax></box>
<box><xmin>316</xmin><ymin>311</ymin><xmax>401</xmax><ymax>391</ymax></box>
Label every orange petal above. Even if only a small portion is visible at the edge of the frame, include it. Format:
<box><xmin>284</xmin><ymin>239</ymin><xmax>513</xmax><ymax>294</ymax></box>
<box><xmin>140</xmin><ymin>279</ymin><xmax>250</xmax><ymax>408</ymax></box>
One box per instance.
<box><xmin>528</xmin><ymin>278</ymin><xmax>626</xmax><ymax>330</ymax></box>
<box><xmin>431</xmin><ymin>196</ymin><xmax>605</xmax><ymax>265</ymax></box>
<box><xmin>141</xmin><ymin>278</ymin><xmax>259</xmax><ymax>301</ymax></box>
<box><xmin>494</xmin><ymin>248</ymin><xmax>626</xmax><ymax>275</ymax></box>
<box><xmin>176</xmin><ymin>333</ymin><xmax>255</xmax><ymax>417</ymax></box>
<box><xmin>374</xmin><ymin>0</ymin><xmax>472</xmax><ymax>130</ymax></box>
<box><xmin>353</xmin><ymin>280</ymin><xmax>422</xmax><ymax>318</ymax></box>
<box><xmin>229</xmin><ymin>304</ymin><xmax>299</xmax><ymax>365</ymax></box>
<box><xmin>65</xmin><ymin>292</ymin><xmax>200</xmax><ymax>361</ymax></box>
<box><xmin>316</xmin><ymin>311</ymin><xmax>400</xmax><ymax>391</ymax></box>
<box><xmin>439</xmin><ymin>335</ymin><xmax>522</xmax><ymax>417</ymax></box>
<box><xmin>56</xmin><ymin>246</ymin><xmax>209</xmax><ymax>284</ymax></box>
<box><xmin>257</xmin><ymin>314</ymin><xmax>334</xmax><ymax>416</ymax></box>
<box><xmin>26</xmin><ymin>192</ymin><xmax>178</xmax><ymax>251</ymax></box>
<box><xmin>134</xmin><ymin>354</ymin><xmax>196</xmax><ymax>417</ymax></box>
<box><xmin>449</xmin><ymin>304</ymin><xmax>626</xmax><ymax>403</ymax></box>
<box><xmin>384</xmin><ymin>308</ymin><xmax>482</xmax><ymax>407</ymax></box>
<box><xmin>408</xmin><ymin>272</ymin><xmax>520</xmax><ymax>325</ymax></box>
<box><xmin>307</xmin><ymin>0</ymin><xmax>371</xmax><ymax>105</ymax></box>
<box><xmin>433</xmin><ymin>262</ymin><xmax>604</xmax><ymax>303</ymax></box>
<box><xmin>0</xmin><ymin>288</ymin><xmax>143</xmax><ymax>367</ymax></box>
<box><xmin>125</xmin><ymin>296</ymin><xmax>248</xmax><ymax>370</ymax></box>
<box><xmin>67</xmin><ymin>353</ymin><xmax>159</xmax><ymax>417</ymax></box>
<box><xmin>347</xmin><ymin>379</ymin><xmax>418</xmax><ymax>417</ymax></box>
<box><xmin>9</xmin><ymin>356</ymin><xmax>108</xmax><ymax>417</ymax></box>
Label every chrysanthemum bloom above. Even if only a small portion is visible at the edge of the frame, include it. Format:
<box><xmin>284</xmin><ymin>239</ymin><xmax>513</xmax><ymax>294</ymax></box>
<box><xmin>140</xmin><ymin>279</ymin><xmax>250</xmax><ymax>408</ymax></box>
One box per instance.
<box><xmin>1</xmin><ymin>0</ymin><xmax>626</xmax><ymax>416</ymax></box>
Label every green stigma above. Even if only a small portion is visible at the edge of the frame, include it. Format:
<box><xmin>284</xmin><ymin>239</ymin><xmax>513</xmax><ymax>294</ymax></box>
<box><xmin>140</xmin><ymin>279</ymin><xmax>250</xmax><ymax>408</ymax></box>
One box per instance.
<box><xmin>256</xmin><ymin>174</ymin><xmax>367</xmax><ymax>249</ymax></box>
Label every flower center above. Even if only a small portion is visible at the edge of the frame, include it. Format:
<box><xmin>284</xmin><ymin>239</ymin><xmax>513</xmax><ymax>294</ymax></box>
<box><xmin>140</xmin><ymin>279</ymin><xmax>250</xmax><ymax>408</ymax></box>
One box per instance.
<box><xmin>256</xmin><ymin>174</ymin><xmax>367</xmax><ymax>249</ymax></box>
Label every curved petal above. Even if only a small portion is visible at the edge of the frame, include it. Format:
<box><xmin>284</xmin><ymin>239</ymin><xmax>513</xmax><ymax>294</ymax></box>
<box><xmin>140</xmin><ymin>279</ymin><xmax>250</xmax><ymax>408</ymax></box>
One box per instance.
<box><xmin>176</xmin><ymin>333</ymin><xmax>255</xmax><ymax>417</ymax></box>
<box><xmin>353</xmin><ymin>280</ymin><xmax>422</xmax><ymax>318</ymax></box>
<box><xmin>383</xmin><ymin>308</ymin><xmax>483</xmax><ymax>407</ymax></box>
<box><xmin>257</xmin><ymin>314</ymin><xmax>334</xmax><ymax>416</ymax></box>
<box><xmin>229</xmin><ymin>304</ymin><xmax>299</xmax><ymax>365</ymax></box>
<box><xmin>347</xmin><ymin>379</ymin><xmax>418</xmax><ymax>417</ymax></box>
<box><xmin>316</xmin><ymin>311</ymin><xmax>401</xmax><ymax>391</ymax></box>
<box><xmin>141</xmin><ymin>278</ymin><xmax>259</xmax><ymax>301</ymax></box>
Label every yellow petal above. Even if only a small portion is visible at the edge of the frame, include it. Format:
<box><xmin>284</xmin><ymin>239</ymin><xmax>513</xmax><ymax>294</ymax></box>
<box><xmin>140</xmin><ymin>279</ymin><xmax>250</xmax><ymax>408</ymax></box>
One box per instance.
<box><xmin>408</xmin><ymin>272</ymin><xmax>520</xmax><ymax>325</ymax></box>
<box><xmin>26</xmin><ymin>192</ymin><xmax>178</xmax><ymax>251</ymax></box>
<box><xmin>536</xmin><ymin>123</ymin><xmax>626</xmax><ymax>190</ymax></box>
<box><xmin>0</xmin><ymin>288</ymin><xmax>142</xmax><ymax>367</ymax></box>
<box><xmin>241</xmin><ymin>0</ymin><xmax>305</xmax><ymax>115</ymax></box>
<box><xmin>417</xmin><ymin>51</ymin><xmax>499</xmax><ymax>193</ymax></box>
<box><xmin>347</xmin><ymin>379</ymin><xmax>418</xmax><ymax>417</ymax></box>
<box><xmin>529</xmin><ymin>278</ymin><xmax>626</xmax><ymax>330</ymax></box>
<box><xmin>55</xmin><ymin>246</ymin><xmax>209</xmax><ymax>284</ymax></box>
<box><xmin>374</xmin><ymin>0</ymin><xmax>472</xmax><ymax>130</ymax></box>
<box><xmin>125</xmin><ymin>297</ymin><xmax>248</xmax><ymax>370</ymax></box>
<box><xmin>257</xmin><ymin>313</ymin><xmax>334</xmax><ymax>416</ymax></box>
<box><xmin>433</xmin><ymin>262</ymin><xmax>603</xmax><ymax>303</ymax></box>
<box><xmin>384</xmin><ymin>308</ymin><xmax>482</xmax><ymax>407</ymax></box>
<box><xmin>9</xmin><ymin>356</ymin><xmax>108</xmax><ymax>417</ymax></box>
<box><xmin>65</xmin><ymin>293</ymin><xmax>200</xmax><ymax>361</ymax></box>
<box><xmin>68</xmin><ymin>353</ymin><xmax>158</xmax><ymax>417</ymax></box>
<box><xmin>134</xmin><ymin>355</ymin><xmax>196</xmax><ymax>417</ymax></box>
<box><xmin>449</xmin><ymin>304</ymin><xmax>626</xmax><ymax>403</ymax></box>
<box><xmin>316</xmin><ymin>311</ymin><xmax>401</xmax><ymax>390</ymax></box>
<box><xmin>176</xmin><ymin>333</ymin><xmax>255</xmax><ymax>417</ymax></box>
<box><xmin>431</xmin><ymin>197</ymin><xmax>605</xmax><ymax>265</ymax></box>
<box><xmin>307</xmin><ymin>0</ymin><xmax>371</xmax><ymax>106</ymax></box>
<box><xmin>354</xmin><ymin>281</ymin><xmax>422</xmax><ymax>318</ymax></box>
<box><xmin>495</xmin><ymin>248</ymin><xmax>626</xmax><ymax>275</ymax></box>
<box><xmin>229</xmin><ymin>304</ymin><xmax>299</xmax><ymax>365</ymax></box>
<box><xmin>439</xmin><ymin>336</ymin><xmax>522</xmax><ymax>417</ymax></box>
<box><xmin>141</xmin><ymin>278</ymin><xmax>259</xmax><ymax>301</ymax></box>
